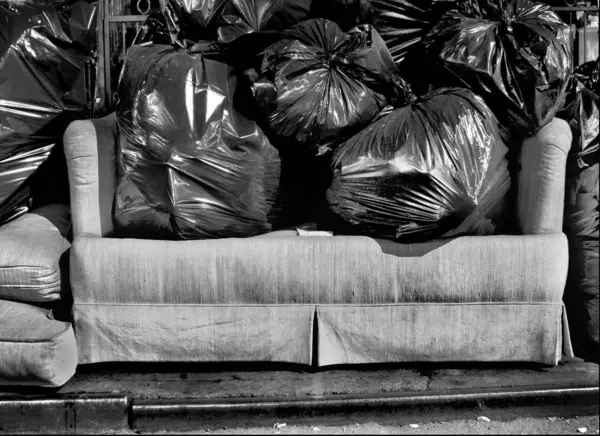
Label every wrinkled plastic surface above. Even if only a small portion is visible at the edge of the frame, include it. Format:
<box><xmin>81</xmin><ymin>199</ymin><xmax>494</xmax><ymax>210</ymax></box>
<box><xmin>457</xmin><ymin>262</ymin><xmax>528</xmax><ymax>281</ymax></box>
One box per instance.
<box><xmin>252</xmin><ymin>18</ymin><xmax>403</xmax><ymax>156</ymax></box>
<box><xmin>424</xmin><ymin>0</ymin><xmax>573</xmax><ymax>142</ymax></box>
<box><xmin>217</xmin><ymin>0</ymin><xmax>282</xmax><ymax>42</ymax></box>
<box><xmin>216</xmin><ymin>0</ymin><xmax>315</xmax><ymax>43</ymax></box>
<box><xmin>114</xmin><ymin>44</ymin><xmax>282</xmax><ymax>240</ymax></box>
<box><xmin>0</xmin><ymin>0</ymin><xmax>97</xmax><ymax>225</ymax></box>
<box><xmin>310</xmin><ymin>0</ymin><xmax>458</xmax><ymax>68</ymax></box>
<box><xmin>133</xmin><ymin>9</ymin><xmax>173</xmax><ymax>45</ymax></box>
<box><xmin>156</xmin><ymin>0</ymin><xmax>227</xmax><ymax>46</ymax></box>
<box><xmin>560</xmin><ymin>59</ymin><xmax>599</xmax><ymax>354</ymax></box>
<box><xmin>326</xmin><ymin>88</ymin><xmax>511</xmax><ymax>243</ymax></box>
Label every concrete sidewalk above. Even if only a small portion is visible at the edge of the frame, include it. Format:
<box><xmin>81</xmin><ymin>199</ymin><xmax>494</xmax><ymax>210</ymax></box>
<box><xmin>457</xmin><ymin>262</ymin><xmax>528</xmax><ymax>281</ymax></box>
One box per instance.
<box><xmin>0</xmin><ymin>359</ymin><xmax>598</xmax><ymax>434</ymax></box>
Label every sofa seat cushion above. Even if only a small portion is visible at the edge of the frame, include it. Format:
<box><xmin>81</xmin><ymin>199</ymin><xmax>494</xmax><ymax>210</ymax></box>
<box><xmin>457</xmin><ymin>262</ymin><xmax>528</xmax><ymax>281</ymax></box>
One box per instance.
<box><xmin>0</xmin><ymin>299</ymin><xmax>77</xmax><ymax>387</ymax></box>
<box><xmin>0</xmin><ymin>204</ymin><xmax>71</xmax><ymax>302</ymax></box>
<box><xmin>71</xmin><ymin>233</ymin><xmax>568</xmax><ymax>305</ymax></box>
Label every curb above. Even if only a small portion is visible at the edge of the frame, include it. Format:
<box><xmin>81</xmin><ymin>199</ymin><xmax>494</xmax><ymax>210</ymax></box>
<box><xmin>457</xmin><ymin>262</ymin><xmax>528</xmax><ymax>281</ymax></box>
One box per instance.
<box><xmin>1</xmin><ymin>385</ymin><xmax>598</xmax><ymax>434</ymax></box>
<box><xmin>0</xmin><ymin>394</ymin><xmax>130</xmax><ymax>434</ymax></box>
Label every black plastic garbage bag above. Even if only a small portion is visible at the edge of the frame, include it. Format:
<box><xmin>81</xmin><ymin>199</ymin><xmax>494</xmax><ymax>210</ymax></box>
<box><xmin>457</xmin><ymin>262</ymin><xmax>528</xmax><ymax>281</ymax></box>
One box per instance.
<box><xmin>310</xmin><ymin>0</ymin><xmax>458</xmax><ymax>69</ymax></box>
<box><xmin>155</xmin><ymin>0</ymin><xmax>228</xmax><ymax>46</ymax></box>
<box><xmin>252</xmin><ymin>18</ymin><xmax>404</xmax><ymax>156</ymax></box>
<box><xmin>0</xmin><ymin>0</ymin><xmax>97</xmax><ymax>225</ymax></box>
<box><xmin>133</xmin><ymin>9</ymin><xmax>173</xmax><ymax>45</ymax></box>
<box><xmin>424</xmin><ymin>0</ymin><xmax>573</xmax><ymax>142</ymax></box>
<box><xmin>326</xmin><ymin>87</ymin><xmax>511</xmax><ymax>243</ymax></box>
<box><xmin>559</xmin><ymin>58</ymin><xmax>599</xmax><ymax>358</ymax></box>
<box><xmin>217</xmin><ymin>0</ymin><xmax>315</xmax><ymax>43</ymax></box>
<box><xmin>114</xmin><ymin>43</ymin><xmax>282</xmax><ymax>240</ymax></box>
<box><xmin>217</xmin><ymin>0</ymin><xmax>282</xmax><ymax>43</ymax></box>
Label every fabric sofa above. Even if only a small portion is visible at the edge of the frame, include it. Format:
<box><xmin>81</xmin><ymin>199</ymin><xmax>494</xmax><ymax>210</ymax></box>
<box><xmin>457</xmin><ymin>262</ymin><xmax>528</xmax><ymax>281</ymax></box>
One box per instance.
<box><xmin>0</xmin><ymin>204</ymin><xmax>77</xmax><ymax>387</ymax></box>
<box><xmin>62</xmin><ymin>113</ymin><xmax>576</xmax><ymax>369</ymax></box>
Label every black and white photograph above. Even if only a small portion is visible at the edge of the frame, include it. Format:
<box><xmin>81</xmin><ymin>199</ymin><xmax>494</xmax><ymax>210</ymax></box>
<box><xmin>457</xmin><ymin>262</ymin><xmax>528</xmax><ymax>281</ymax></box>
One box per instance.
<box><xmin>0</xmin><ymin>0</ymin><xmax>598</xmax><ymax>434</ymax></box>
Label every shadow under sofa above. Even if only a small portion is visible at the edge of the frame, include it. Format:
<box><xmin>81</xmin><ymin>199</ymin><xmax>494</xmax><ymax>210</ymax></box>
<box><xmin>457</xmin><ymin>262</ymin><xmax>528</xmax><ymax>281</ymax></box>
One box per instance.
<box><xmin>60</xmin><ymin>113</ymin><xmax>576</xmax><ymax>370</ymax></box>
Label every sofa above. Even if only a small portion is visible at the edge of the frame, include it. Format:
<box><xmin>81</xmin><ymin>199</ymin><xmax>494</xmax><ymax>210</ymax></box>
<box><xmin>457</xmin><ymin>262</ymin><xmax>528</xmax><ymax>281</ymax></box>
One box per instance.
<box><xmin>55</xmin><ymin>112</ymin><xmax>576</xmax><ymax>370</ymax></box>
<box><xmin>0</xmin><ymin>204</ymin><xmax>76</xmax><ymax>387</ymax></box>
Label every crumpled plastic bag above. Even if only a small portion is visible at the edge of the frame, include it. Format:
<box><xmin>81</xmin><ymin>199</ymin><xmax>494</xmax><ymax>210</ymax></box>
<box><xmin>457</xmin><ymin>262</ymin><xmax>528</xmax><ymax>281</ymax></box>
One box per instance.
<box><xmin>0</xmin><ymin>0</ymin><xmax>97</xmax><ymax>225</ymax></box>
<box><xmin>217</xmin><ymin>0</ymin><xmax>314</xmax><ymax>43</ymax></box>
<box><xmin>326</xmin><ymin>87</ymin><xmax>511</xmax><ymax>243</ymax></box>
<box><xmin>252</xmin><ymin>18</ymin><xmax>404</xmax><ymax>156</ymax></box>
<box><xmin>310</xmin><ymin>0</ymin><xmax>458</xmax><ymax>67</ymax></box>
<box><xmin>217</xmin><ymin>0</ymin><xmax>283</xmax><ymax>43</ymax></box>
<box><xmin>561</xmin><ymin>59</ymin><xmax>599</xmax><ymax>171</ymax></box>
<box><xmin>559</xmin><ymin>58</ymin><xmax>599</xmax><ymax>355</ymax></box>
<box><xmin>155</xmin><ymin>0</ymin><xmax>228</xmax><ymax>46</ymax></box>
<box><xmin>424</xmin><ymin>0</ymin><xmax>573</xmax><ymax>142</ymax></box>
<box><xmin>114</xmin><ymin>43</ymin><xmax>282</xmax><ymax>240</ymax></box>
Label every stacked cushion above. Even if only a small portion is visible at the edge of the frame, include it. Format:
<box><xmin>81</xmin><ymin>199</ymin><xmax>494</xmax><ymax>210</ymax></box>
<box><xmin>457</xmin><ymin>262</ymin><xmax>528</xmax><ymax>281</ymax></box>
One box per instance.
<box><xmin>0</xmin><ymin>204</ymin><xmax>77</xmax><ymax>387</ymax></box>
<box><xmin>0</xmin><ymin>204</ymin><xmax>71</xmax><ymax>302</ymax></box>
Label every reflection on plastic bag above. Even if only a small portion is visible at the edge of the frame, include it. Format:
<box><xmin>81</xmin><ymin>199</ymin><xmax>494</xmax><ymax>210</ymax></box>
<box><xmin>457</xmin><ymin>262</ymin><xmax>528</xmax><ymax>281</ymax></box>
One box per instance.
<box><xmin>310</xmin><ymin>0</ymin><xmax>458</xmax><ymax>68</ymax></box>
<box><xmin>217</xmin><ymin>0</ymin><xmax>283</xmax><ymax>43</ymax></box>
<box><xmin>217</xmin><ymin>0</ymin><xmax>316</xmax><ymax>43</ymax></box>
<box><xmin>424</xmin><ymin>0</ymin><xmax>573</xmax><ymax>142</ymax></box>
<box><xmin>560</xmin><ymin>58</ymin><xmax>599</xmax><ymax>352</ymax></box>
<box><xmin>155</xmin><ymin>0</ymin><xmax>227</xmax><ymax>46</ymax></box>
<box><xmin>133</xmin><ymin>9</ymin><xmax>173</xmax><ymax>45</ymax></box>
<box><xmin>252</xmin><ymin>18</ymin><xmax>404</xmax><ymax>156</ymax></box>
<box><xmin>326</xmin><ymin>88</ymin><xmax>511</xmax><ymax>243</ymax></box>
<box><xmin>0</xmin><ymin>0</ymin><xmax>97</xmax><ymax>225</ymax></box>
<box><xmin>114</xmin><ymin>44</ymin><xmax>281</xmax><ymax>240</ymax></box>
<box><xmin>561</xmin><ymin>59</ymin><xmax>600</xmax><ymax>171</ymax></box>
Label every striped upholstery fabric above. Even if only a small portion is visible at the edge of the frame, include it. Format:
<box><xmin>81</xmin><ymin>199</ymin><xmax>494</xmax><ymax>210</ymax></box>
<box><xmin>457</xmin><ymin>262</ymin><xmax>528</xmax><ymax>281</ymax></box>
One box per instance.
<box><xmin>63</xmin><ymin>113</ymin><xmax>116</xmax><ymax>237</ymax></box>
<box><xmin>74</xmin><ymin>305</ymin><xmax>314</xmax><ymax>364</ymax></box>
<box><xmin>0</xmin><ymin>204</ymin><xmax>71</xmax><ymax>302</ymax></box>
<box><xmin>62</xmin><ymin>115</ymin><xmax>573</xmax><ymax>366</ymax></box>
<box><xmin>317</xmin><ymin>304</ymin><xmax>563</xmax><ymax>366</ymax></box>
<box><xmin>0</xmin><ymin>299</ymin><xmax>77</xmax><ymax>387</ymax></box>
<box><xmin>518</xmin><ymin>118</ymin><xmax>572</xmax><ymax>234</ymax></box>
<box><xmin>71</xmin><ymin>233</ymin><xmax>568</xmax><ymax>305</ymax></box>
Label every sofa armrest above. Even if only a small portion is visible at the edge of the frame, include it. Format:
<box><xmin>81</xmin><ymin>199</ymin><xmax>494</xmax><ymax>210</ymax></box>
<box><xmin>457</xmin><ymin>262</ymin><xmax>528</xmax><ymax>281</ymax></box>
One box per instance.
<box><xmin>63</xmin><ymin>113</ymin><xmax>117</xmax><ymax>237</ymax></box>
<box><xmin>517</xmin><ymin>118</ymin><xmax>572</xmax><ymax>235</ymax></box>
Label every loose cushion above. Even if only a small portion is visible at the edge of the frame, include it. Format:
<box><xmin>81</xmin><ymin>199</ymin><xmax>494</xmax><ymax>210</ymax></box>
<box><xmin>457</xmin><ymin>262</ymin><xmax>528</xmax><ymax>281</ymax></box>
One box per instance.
<box><xmin>0</xmin><ymin>299</ymin><xmax>77</xmax><ymax>387</ymax></box>
<box><xmin>0</xmin><ymin>204</ymin><xmax>71</xmax><ymax>302</ymax></box>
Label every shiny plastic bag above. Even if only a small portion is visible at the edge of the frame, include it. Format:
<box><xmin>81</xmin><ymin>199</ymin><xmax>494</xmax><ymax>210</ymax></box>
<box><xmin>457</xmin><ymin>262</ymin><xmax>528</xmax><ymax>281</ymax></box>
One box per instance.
<box><xmin>114</xmin><ymin>44</ymin><xmax>281</xmax><ymax>240</ymax></box>
<box><xmin>252</xmin><ymin>18</ymin><xmax>404</xmax><ymax>156</ymax></box>
<box><xmin>156</xmin><ymin>0</ymin><xmax>228</xmax><ymax>46</ymax></box>
<box><xmin>217</xmin><ymin>0</ymin><xmax>315</xmax><ymax>43</ymax></box>
<box><xmin>217</xmin><ymin>0</ymin><xmax>282</xmax><ymax>43</ymax></box>
<box><xmin>559</xmin><ymin>59</ymin><xmax>599</xmax><ymax>356</ymax></box>
<box><xmin>561</xmin><ymin>59</ymin><xmax>600</xmax><ymax>171</ymax></box>
<box><xmin>326</xmin><ymin>87</ymin><xmax>511</xmax><ymax>243</ymax></box>
<box><xmin>424</xmin><ymin>0</ymin><xmax>573</xmax><ymax>142</ymax></box>
<box><xmin>0</xmin><ymin>0</ymin><xmax>97</xmax><ymax>225</ymax></box>
<box><xmin>310</xmin><ymin>0</ymin><xmax>458</xmax><ymax>68</ymax></box>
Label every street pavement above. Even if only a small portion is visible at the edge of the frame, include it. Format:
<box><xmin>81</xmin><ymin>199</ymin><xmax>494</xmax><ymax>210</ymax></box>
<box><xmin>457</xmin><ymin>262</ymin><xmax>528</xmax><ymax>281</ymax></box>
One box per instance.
<box><xmin>91</xmin><ymin>415</ymin><xmax>600</xmax><ymax>435</ymax></box>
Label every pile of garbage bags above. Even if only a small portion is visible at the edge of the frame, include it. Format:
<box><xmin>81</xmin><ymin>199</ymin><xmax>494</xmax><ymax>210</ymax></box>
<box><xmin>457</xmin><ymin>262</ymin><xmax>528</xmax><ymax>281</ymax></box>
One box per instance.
<box><xmin>559</xmin><ymin>58</ymin><xmax>599</xmax><ymax>357</ymax></box>
<box><xmin>0</xmin><ymin>0</ymin><xmax>98</xmax><ymax>226</ymax></box>
<box><xmin>113</xmin><ymin>0</ymin><xmax>575</xmax><ymax>241</ymax></box>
